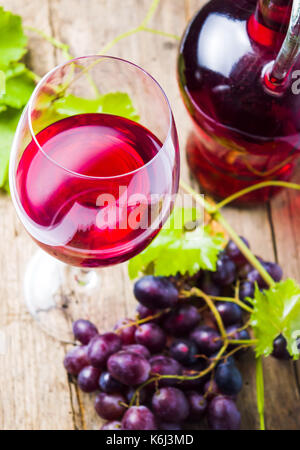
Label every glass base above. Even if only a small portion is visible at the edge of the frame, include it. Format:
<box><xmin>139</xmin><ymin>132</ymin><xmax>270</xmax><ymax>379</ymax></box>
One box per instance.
<box><xmin>24</xmin><ymin>249</ymin><xmax>101</xmax><ymax>342</ymax></box>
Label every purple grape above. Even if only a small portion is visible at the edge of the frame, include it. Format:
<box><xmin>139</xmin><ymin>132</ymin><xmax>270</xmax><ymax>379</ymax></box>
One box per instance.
<box><xmin>122</xmin><ymin>406</ymin><xmax>156</xmax><ymax>430</ymax></box>
<box><xmin>160</xmin><ymin>423</ymin><xmax>182</xmax><ymax>430</ymax></box>
<box><xmin>72</xmin><ymin>319</ymin><xmax>98</xmax><ymax>345</ymax></box>
<box><xmin>136</xmin><ymin>304</ymin><xmax>159</xmax><ymax>320</ymax></box>
<box><xmin>226</xmin><ymin>325</ymin><xmax>250</xmax><ymax>352</ymax></box>
<box><xmin>264</xmin><ymin>262</ymin><xmax>283</xmax><ymax>282</ymax></box>
<box><xmin>122</xmin><ymin>344</ymin><xmax>151</xmax><ymax>359</ymax></box>
<box><xmin>212</xmin><ymin>253</ymin><xmax>236</xmax><ymax>286</ymax></box>
<box><xmin>215</xmin><ymin>360</ymin><xmax>243</xmax><ymax>396</ymax></box>
<box><xmin>149</xmin><ymin>355</ymin><xmax>182</xmax><ymax>386</ymax></box>
<box><xmin>247</xmin><ymin>268</ymin><xmax>268</xmax><ymax>288</ymax></box>
<box><xmin>204</xmin><ymin>379</ymin><xmax>220</xmax><ymax>401</ymax></box>
<box><xmin>207</xmin><ymin>395</ymin><xmax>241</xmax><ymax>430</ymax></box>
<box><xmin>272</xmin><ymin>335</ymin><xmax>291</xmax><ymax>360</ymax></box>
<box><xmin>199</xmin><ymin>273</ymin><xmax>221</xmax><ymax>297</ymax></box>
<box><xmin>107</xmin><ymin>351</ymin><xmax>151</xmax><ymax>386</ymax></box>
<box><xmin>134</xmin><ymin>323</ymin><xmax>166</xmax><ymax>353</ymax></box>
<box><xmin>134</xmin><ymin>276</ymin><xmax>179</xmax><ymax>309</ymax></box>
<box><xmin>125</xmin><ymin>386</ymin><xmax>147</xmax><ymax>405</ymax></box>
<box><xmin>225</xmin><ymin>236</ymin><xmax>250</xmax><ymax>266</ymax></box>
<box><xmin>190</xmin><ymin>326</ymin><xmax>222</xmax><ymax>356</ymax></box>
<box><xmin>186</xmin><ymin>391</ymin><xmax>207</xmax><ymax>420</ymax></box>
<box><xmin>101</xmin><ymin>421</ymin><xmax>122</xmax><ymax>430</ymax></box>
<box><xmin>211</xmin><ymin>302</ymin><xmax>242</xmax><ymax>327</ymax></box>
<box><xmin>94</xmin><ymin>392</ymin><xmax>126</xmax><ymax>420</ymax></box>
<box><xmin>99</xmin><ymin>371</ymin><xmax>125</xmax><ymax>394</ymax></box>
<box><xmin>179</xmin><ymin>366</ymin><xmax>207</xmax><ymax>391</ymax></box>
<box><xmin>88</xmin><ymin>333</ymin><xmax>122</xmax><ymax>369</ymax></box>
<box><xmin>238</xmin><ymin>262</ymin><xmax>253</xmax><ymax>280</ymax></box>
<box><xmin>163</xmin><ymin>305</ymin><xmax>201</xmax><ymax>337</ymax></box>
<box><xmin>114</xmin><ymin>318</ymin><xmax>137</xmax><ymax>345</ymax></box>
<box><xmin>77</xmin><ymin>366</ymin><xmax>101</xmax><ymax>393</ymax></box>
<box><xmin>152</xmin><ymin>387</ymin><xmax>189</xmax><ymax>423</ymax></box>
<box><xmin>63</xmin><ymin>345</ymin><xmax>89</xmax><ymax>375</ymax></box>
<box><xmin>169</xmin><ymin>339</ymin><xmax>198</xmax><ymax>366</ymax></box>
<box><xmin>239</xmin><ymin>281</ymin><xmax>255</xmax><ymax>302</ymax></box>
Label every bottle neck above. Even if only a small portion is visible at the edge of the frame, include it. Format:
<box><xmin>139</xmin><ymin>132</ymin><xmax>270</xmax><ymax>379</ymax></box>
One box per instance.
<box><xmin>248</xmin><ymin>0</ymin><xmax>293</xmax><ymax>48</ymax></box>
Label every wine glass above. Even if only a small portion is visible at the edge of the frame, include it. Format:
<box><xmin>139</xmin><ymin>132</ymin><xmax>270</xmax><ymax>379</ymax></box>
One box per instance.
<box><xmin>9</xmin><ymin>55</ymin><xmax>180</xmax><ymax>341</ymax></box>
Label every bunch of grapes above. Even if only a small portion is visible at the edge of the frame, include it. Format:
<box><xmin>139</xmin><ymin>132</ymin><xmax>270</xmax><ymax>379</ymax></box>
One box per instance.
<box><xmin>63</xmin><ymin>237</ymin><xmax>285</xmax><ymax>430</ymax></box>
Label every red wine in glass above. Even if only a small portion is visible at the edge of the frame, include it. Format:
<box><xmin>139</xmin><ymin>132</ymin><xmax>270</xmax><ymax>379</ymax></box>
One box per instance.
<box><xmin>9</xmin><ymin>55</ymin><xmax>180</xmax><ymax>341</ymax></box>
<box><xmin>178</xmin><ymin>0</ymin><xmax>300</xmax><ymax>203</ymax></box>
<box><xmin>16</xmin><ymin>113</ymin><xmax>168</xmax><ymax>267</ymax></box>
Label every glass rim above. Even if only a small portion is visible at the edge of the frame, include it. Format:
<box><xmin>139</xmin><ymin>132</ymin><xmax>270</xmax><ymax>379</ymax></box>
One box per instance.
<box><xmin>27</xmin><ymin>54</ymin><xmax>174</xmax><ymax>180</ymax></box>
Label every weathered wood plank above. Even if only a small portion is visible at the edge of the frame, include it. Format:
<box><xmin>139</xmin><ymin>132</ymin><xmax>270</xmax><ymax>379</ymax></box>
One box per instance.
<box><xmin>0</xmin><ymin>0</ymin><xmax>76</xmax><ymax>430</ymax></box>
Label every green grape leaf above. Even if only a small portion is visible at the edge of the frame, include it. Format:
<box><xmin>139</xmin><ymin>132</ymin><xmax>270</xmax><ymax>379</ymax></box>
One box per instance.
<box><xmin>128</xmin><ymin>208</ymin><xmax>224</xmax><ymax>279</ymax></box>
<box><xmin>0</xmin><ymin>70</ymin><xmax>5</xmax><ymax>96</ymax></box>
<box><xmin>0</xmin><ymin>108</ymin><xmax>22</xmax><ymax>191</ymax></box>
<box><xmin>250</xmin><ymin>279</ymin><xmax>300</xmax><ymax>359</ymax></box>
<box><xmin>0</xmin><ymin>68</ymin><xmax>35</xmax><ymax>108</ymax></box>
<box><xmin>0</xmin><ymin>7</ymin><xmax>27</xmax><ymax>66</ymax></box>
<box><xmin>53</xmin><ymin>92</ymin><xmax>140</xmax><ymax>121</ymax></box>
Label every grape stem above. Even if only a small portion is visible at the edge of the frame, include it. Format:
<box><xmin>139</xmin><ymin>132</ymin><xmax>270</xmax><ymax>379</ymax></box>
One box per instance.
<box><xmin>184</xmin><ymin>287</ymin><xmax>227</xmax><ymax>338</ymax></box>
<box><xmin>98</xmin><ymin>0</ymin><xmax>180</xmax><ymax>55</ymax></box>
<box><xmin>24</xmin><ymin>25</ymin><xmax>73</xmax><ymax>60</ymax></box>
<box><xmin>179</xmin><ymin>180</ymin><xmax>276</xmax><ymax>288</ymax></box>
<box><xmin>256</xmin><ymin>356</ymin><xmax>265</xmax><ymax>430</ymax></box>
<box><xmin>209</xmin><ymin>295</ymin><xmax>253</xmax><ymax>313</ymax></box>
<box><xmin>130</xmin><ymin>343</ymin><xmax>228</xmax><ymax>407</ymax></box>
<box><xmin>214</xmin><ymin>181</ymin><xmax>300</xmax><ymax>210</ymax></box>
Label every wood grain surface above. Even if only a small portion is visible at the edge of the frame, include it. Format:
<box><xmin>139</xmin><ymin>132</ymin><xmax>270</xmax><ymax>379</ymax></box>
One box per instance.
<box><xmin>0</xmin><ymin>0</ymin><xmax>299</xmax><ymax>430</ymax></box>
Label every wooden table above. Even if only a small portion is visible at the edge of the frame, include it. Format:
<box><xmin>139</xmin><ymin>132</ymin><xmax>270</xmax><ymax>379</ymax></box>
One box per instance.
<box><xmin>0</xmin><ymin>0</ymin><xmax>300</xmax><ymax>430</ymax></box>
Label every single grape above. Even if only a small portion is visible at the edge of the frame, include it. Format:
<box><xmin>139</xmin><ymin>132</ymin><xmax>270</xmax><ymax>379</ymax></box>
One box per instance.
<box><xmin>122</xmin><ymin>344</ymin><xmax>150</xmax><ymax>359</ymax></box>
<box><xmin>169</xmin><ymin>339</ymin><xmax>198</xmax><ymax>366</ymax></box>
<box><xmin>215</xmin><ymin>360</ymin><xmax>243</xmax><ymax>396</ymax></box>
<box><xmin>94</xmin><ymin>392</ymin><xmax>126</xmax><ymax>420</ymax></box>
<box><xmin>72</xmin><ymin>319</ymin><xmax>98</xmax><ymax>345</ymax></box>
<box><xmin>225</xmin><ymin>236</ymin><xmax>250</xmax><ymax>266</ymax></box>
<box><xmin>264</xmin><ymin>262</ymin><xmax>283</xmax><ymax>282</ymax></box>
<box><xmin>190</xmin><ymin>326</ymin><xmax>222</xmax><ymax>356</ymax></box>
<box><xmin>88</xmin><ymin>333</ymin><xmax>122</xmax><ymax>369</ymax></box>
<box><xmin>107</xmin><ymin>351</ymin><xmax>151</xmax><ymax>386</ymax></box>
<box><xmin>152</xmin><ymin>387</ymin><xmax>189</xmax><ymax>423</ymax></box>
<box><xmin>134</xmin><ymin>323</ymin><xmax>166</xmax><ymax>353</ymax></box>
<box><xmin>101</xmin><ymin>421</ymin><xmax>122</xmax><ymax>430</ymax></box>
<box><xmin>239</xmin><ymin>281</ymin><xmax>255</xmax><ymax>302</ymax></box>
<box><xmin>99</xmin><ymin>371</ymin><xmax>125</xmax><ymax>394</ymax></box>
<box><xmin>134</xmin><ymin>276</ymin><xmax>179</xmax><ymax>309</ymax></box>
<box><xmin>114</xmin><ymin>318</ymin><xmax>137</xmax><ymax>345</ymax></box>
<box><xmin>125</xmin><ymin>386</ymin><xmax>147</xmax><ymax>405</ymax></box>
<box><xmin>212</xmin><ymin>253</ymin><xmax>236</xmax><ymax>286</ymax></box>
<box><xmin>186</xmin><ymin>391</ymin><xmax>207</xmax><ymax>420</ymax></box>
<box><xmin>136</xmin><ymin>304</ymin><xmax>158</xmax><ymax>320</ymax></box>
<box><xmin>149</xmin><ymin>355</ymin><xmax>182</xmax><ymax>386</ymax></box>
<box><xmin>77</xmin><ymin>366</ymin><xmax>101</xmax><ymax>393</ymax></box>
<box><xmin>203</xmin><ymin>379</ymin><xmax>220</xmax><ymax>401</ymax></box>
<box><xmin>198</xmin><ymin>273</ymin><xmax>221</xmax><ymax>297</ymax></box>
<box><xmin>272</xmin><ymin>335</ymin><xmax>291</xmax><ymax>360</ymax></box>
<box><xmin>163</xmin><ymin>305</ymin><xmax>201</xmax><ymax>337</ymax></box>
<box><xmin>211</xmin><ymin>302</ymin><xmax>242</xmax><ymax>327</ymax></box>
<box><xmin>160</xmin><ymin>423</ymin><xmax>182</xmax><ymax>430</ymax></box>
<box><xmin>207</xmin><ymin>395</ymin><xmax>241</xmax><ymax>430</ymax></box>
<box><xmin>122</xmin><ymin>406</ymin><xmax>156</xmax><ymax>430</ymax></box>
<box><xmin>63</xmin><ymin>345</ymin><xmax>89</xmax><ymax>375</ymax></box>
